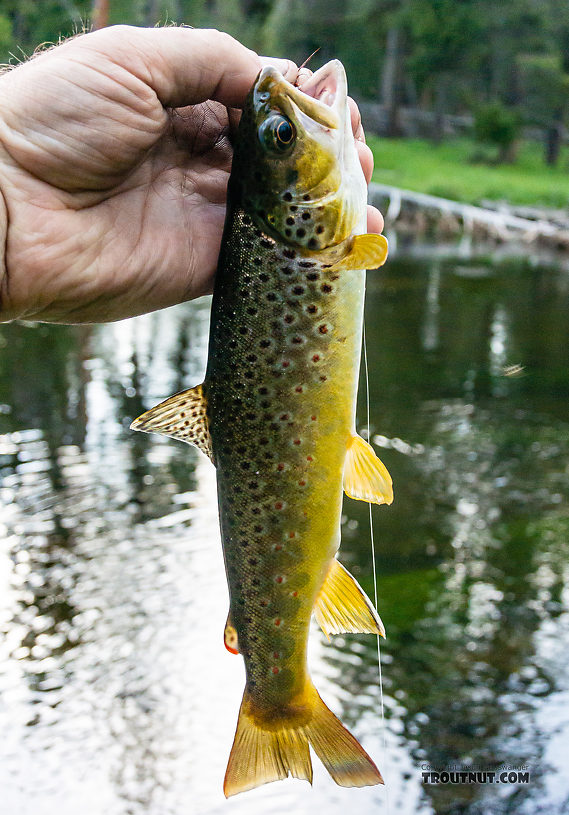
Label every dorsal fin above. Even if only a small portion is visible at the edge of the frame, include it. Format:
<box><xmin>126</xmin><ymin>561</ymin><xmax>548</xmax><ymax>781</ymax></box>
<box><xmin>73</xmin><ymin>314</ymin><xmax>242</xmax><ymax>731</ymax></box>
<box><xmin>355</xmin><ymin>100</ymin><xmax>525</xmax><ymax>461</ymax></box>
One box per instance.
<box><xmin>130</xmin><ymin>384</ymin><xmax>213</xmax><ymax>463</ymax></box>
<box><xmin>343</xmin><ymin>434</ymin><xmax>393</xmax><ymax>505</ymax></box>
<box><xmin>314</xmin><ymin>558</ymin><xmax>385</xmax><ymax>640</ymax></box>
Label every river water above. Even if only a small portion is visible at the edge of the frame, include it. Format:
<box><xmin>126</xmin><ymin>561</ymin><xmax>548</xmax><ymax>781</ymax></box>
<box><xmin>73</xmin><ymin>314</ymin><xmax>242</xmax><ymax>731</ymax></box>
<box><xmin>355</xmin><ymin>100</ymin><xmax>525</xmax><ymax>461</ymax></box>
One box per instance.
<box><xmin>1</xmin><ymin>239</ymin><xmax>568</xmax><ymax>815</ymax></box>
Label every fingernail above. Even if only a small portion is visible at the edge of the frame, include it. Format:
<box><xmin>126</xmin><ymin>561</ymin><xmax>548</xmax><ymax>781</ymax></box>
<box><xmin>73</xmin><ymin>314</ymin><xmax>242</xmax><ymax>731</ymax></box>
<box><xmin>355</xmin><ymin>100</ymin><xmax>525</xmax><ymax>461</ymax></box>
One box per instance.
<box><xmin>260</xmin><ymin>56</ymin><xmax>296</xmax><ymax>76</ymax></box>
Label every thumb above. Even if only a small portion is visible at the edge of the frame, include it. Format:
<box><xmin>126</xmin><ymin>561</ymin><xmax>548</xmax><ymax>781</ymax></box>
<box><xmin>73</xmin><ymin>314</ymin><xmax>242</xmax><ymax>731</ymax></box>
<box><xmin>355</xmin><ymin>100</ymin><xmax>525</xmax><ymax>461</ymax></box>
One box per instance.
<box><xmin>78</xmin><ymin>25</ymin><xmax>294</xmax><ymax>109</ymax></box>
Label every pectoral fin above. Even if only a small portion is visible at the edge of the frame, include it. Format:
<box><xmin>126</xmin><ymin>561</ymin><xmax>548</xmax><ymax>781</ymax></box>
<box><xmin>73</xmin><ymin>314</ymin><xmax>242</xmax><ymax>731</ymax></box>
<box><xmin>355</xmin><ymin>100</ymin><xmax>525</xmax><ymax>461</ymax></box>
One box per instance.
<box><xmin>343</xmin><ymin>435</ymin><xmax>393</xmax><ymax>505</ymax></box>
<box><xmin>330</xmin><ymin>234</ymin><xmax>388</xmax><ymax>271</ymax></box>
<box><xmin>130</xmin><ymin>384</ymin><xmax>213</xmax><ymax>463</ymax></box>
<box><xmin>314</xmin><ymin>558</ymin><xmax>385</xmax><ymax>640</ymax></box>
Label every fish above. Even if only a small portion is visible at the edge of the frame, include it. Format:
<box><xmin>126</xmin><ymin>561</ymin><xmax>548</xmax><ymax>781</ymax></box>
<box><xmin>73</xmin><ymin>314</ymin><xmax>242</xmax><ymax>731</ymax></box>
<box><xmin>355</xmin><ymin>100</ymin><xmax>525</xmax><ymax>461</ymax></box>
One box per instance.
<box><xmin>131</xmin><ymin>59</ymin><xmax>392</xmax><ymax>796</ymax></box>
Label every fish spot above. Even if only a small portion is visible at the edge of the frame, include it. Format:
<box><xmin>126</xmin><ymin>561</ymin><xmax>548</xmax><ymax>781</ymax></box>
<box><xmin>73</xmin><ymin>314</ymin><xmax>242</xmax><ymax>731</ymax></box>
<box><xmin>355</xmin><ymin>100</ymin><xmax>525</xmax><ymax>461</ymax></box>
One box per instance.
<box><xmin>290</xmin><ymin>205</ymin><xmax>298</xmax><ymax>212</ymax></box>
<box><xmin>308</xmin><ymin>238</ymin><xmax>318</xmax><ymax>249</ymax></box>
<box><xmin>311</xmin><ymin>415</ymin><xmax>317</xmax><ymax>421</ymax></box>
<box><xmin>279</xmin><ymin>413</ymin><xmax>290</xmax><ymax>421</ymax></box>
<box><xmin>249</xmin><ymin>482</ymin><xmax>259</xmax><ymax>491</ymax></box>
<box><xmin>298</xmin><ymin>479</ymin><xmax>306</xmax><ymax>487</ymax></box>
<box><xmin>303</xmin><ymin>194</ymin><xmax>310</xmax><ymax>201</ymax></box>
<box><xmin>260</xmin><ymin>599</ymin><xmax>269</xmax><ymax>607</ymax></box>
<box><xmin>281</xmin><ymin>266</ymin><xmax>294</xmax><ymax>275</ymax></box>
<box><xmin>284</xmin><ymin>314</ymin><xmax>295</xmax><ymax>324</ymax></box>
<box><xmin>239</xmin><ymin>539</ymin><xmax>248</xmax><ymax>547</ymax></box>
<box><xmin>240</xmin><ymin>462</ymin><xmax>251</xmax><ymax>470</ymax></box>
<box><xmin>274</xmin><ymin>501</ymin><xmax>285</xmax><ymax>510</ymax></box>
<box><xmin>316</xmin><ymin>225</ymin><xmax>325</xmax><ymax>234</ymax></box>
<box><xmin>254</xmin><ymin>524</ymin><xmax>263</xmax><ymax>533</ymax></box>
<box><xmin>275</xmin><ymin>575</ymin><xmax>285</xmax><ymax>584</ymax></box>
<box><xmin>295</xmin><ymin>385</ymin><xmax>303</xmax><ymax>393</ymax></box>
<box><xmin>276</xmin><ymin>463</ymin><xmax>286</xmax><ymax>472</ymax></box>
<box><xmin>260</xmin><ymin>238</ymin><xmax>273</xmax><ymax>248</ymax></box>
<box><xmin>285</xmin><ymin>229</ymin><xmax>292</xmax><ymax>237</ymax></box>
<box><xmin>292</xmin><ymin>286</ymin><xmax>305</xmax><ymax>295</ymax></box>
<box><xmin>293</xmin><ymin>438</ymin><xmax>301</xmax><ymax>446</ymax></box>
<box><xmin>274</xmin><ymin>543</ymin><xmax>284</xmax><ymax>551</ymax></box>
<box><xmin>258</xmin><ymin>387</ymin><xmax>269</xmax><ymax>395</ymax></box>
<box><xmin>259</xmin><ymin>272</ymin><xmax>269</xmax><ymax>281</ymax></box>
<box><xmin>283</xmin><ymin>192</ymin><xmax>293</xmax><ymax>201</ymax></box>
<box><xmin>259</xmin><ymin>339</ymin><xmax>271</xmax><ymax>348</ymax></box>
<box><xmin>266</xmin><ymin>293</ymin><xmax>277</xmax><ymax>302</ymax></box>
<box><xmin>291</xmin><ymin>591</ymin><xmax>298</xmax><ymax>598</ymax></box>
<box><xmin>247</xmin><ymin>354</ymin><xmax>257</xmax><ymax>362</ymax></box>
<box><xmin>281</xmin><ymin>360</ymin><xmax>290</xmax><ymax>368</ymax></box>
<box><xmin>286</xmin><ymin>216</ymin><xmax>295</xmax><ymax>226</ymax></box>
<box><xmin>312</xmin><ymin>354</ymin><xmax>320</xmax><ymax>363</ymax></box>
<box><xmin>247</xmin><ymin>307</ymin><xmax>257</xmax><ymax>315</ymax></box>
<box><xmin>301</xmin><ymin>211</ymin><xmax>311</xmax><ymax>220</ymax></box>
<box><xmin>283</xmin><ymin>249</ymin><xmax>296</xmax><ymax>259</ymax></box>
<box><xmin>274</xmin><ymin>618</ymin><xmax>282</xmax><ymax>626</ymax></box>
<box><xmin>296</xmin><ymin>228</ymin><xmax>306</xmax><ymax>239</ymax></box>
<box><xmin>318</xmin><ymin>324</ymin><xmax>328</xmax><ymax>334</ymax></box>
<box><xmin>319</xmin><ymin>375</ymin><xmax>327</xmax><ymax>381</ymax></box>
<box><xmin>306</xmin><ymin>455</ymin><xmax>313</xmax><ymax>461</ymax></box>
<box><xmin>271</xmin><ymin>666</ymin><xmax>280</xmax><ymax>674</ymax></box>
<box><xmin>273</xmin><ymin>651</ymin><xmax>280</xmax><ymax>659</ymax></box>
<box><xmin>290</xmin><ymin>336</ymin><xmax>304</xmax><ymax>345</ymax></box>
<box><xmin>259</xmin><ymin>437</ymin><xmax>269</xmax><ymax>445</ymax></box>
<box><xmin>248</xmin><ymin>558</ymin><xmax>258</xmax><ymax>566</ymax></box>
<box><xmin>321</xmin><ymin>283</ymin><xmax>333</xmax><ymax>293</ymax></box>
<box><xmin>306</xmin><ymin>305</ymin><xmax>318</xmax><ymax>314</ymax></box>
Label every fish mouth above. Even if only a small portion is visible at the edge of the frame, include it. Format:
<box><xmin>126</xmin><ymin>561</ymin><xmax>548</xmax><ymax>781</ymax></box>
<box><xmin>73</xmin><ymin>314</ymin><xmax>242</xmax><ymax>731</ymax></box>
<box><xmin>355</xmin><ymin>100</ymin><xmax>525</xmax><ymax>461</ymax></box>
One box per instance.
<box><xmin>255</xmin><ymin>60</ymin><xmax>348</xmax><ymax>131</ymax></box>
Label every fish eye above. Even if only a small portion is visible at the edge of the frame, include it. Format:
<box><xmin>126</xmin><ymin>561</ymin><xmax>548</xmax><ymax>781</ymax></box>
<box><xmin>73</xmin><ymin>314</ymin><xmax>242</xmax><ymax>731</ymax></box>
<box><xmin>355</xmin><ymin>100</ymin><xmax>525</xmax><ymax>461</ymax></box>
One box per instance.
<box><xmin>260</xmin><ymin>114</ymin><xmax>296</xmax><ymax>154</ymax></box>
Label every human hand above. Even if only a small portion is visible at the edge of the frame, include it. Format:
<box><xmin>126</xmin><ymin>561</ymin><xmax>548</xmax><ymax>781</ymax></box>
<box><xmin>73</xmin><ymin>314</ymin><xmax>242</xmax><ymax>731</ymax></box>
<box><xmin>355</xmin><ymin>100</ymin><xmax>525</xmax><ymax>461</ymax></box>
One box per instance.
<box><xmin>0</xmin><ymin>26</ymin><xmax>384</xmax><ymax>323</ymax></box>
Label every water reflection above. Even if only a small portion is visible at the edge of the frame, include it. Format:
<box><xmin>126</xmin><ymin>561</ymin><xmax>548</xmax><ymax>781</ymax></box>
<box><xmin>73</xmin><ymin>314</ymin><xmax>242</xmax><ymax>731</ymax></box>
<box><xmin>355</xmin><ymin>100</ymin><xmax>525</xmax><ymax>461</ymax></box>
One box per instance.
<box><xmin>1</xmin><ymin>247</ymin><xmax>568</xmax><ymax>814</ymax></box>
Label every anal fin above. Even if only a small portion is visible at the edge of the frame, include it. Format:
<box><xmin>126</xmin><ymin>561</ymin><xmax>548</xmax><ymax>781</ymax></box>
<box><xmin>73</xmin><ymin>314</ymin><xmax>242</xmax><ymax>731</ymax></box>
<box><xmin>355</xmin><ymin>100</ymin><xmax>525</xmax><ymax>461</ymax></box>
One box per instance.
<box><xmin>330</xmin><ymin>233</ymin><xmax>388</xmax><ymax>271</ymax></box>
<box><xmin>314</xmin><ymin>558</ymin><xmax>385</xmax><ymax>639</ymax></box>
<box><xmin>130</xmin><ymin>384</ymin><xmax>213</xmax><ymax>463</ymax></box>
<box><xmin>343</xmin><ymin>434</ymin><xmax>393</xmax><ymax>505</ymax></box>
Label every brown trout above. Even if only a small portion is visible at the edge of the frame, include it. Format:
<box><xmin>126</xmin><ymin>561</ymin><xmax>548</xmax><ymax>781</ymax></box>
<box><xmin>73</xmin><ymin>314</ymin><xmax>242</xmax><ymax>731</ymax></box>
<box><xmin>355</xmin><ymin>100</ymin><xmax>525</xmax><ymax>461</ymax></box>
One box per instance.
<box><xmin>131</xmin><ymin>60</ymin><xmax>392</xmax><ymax>796</ymax></box>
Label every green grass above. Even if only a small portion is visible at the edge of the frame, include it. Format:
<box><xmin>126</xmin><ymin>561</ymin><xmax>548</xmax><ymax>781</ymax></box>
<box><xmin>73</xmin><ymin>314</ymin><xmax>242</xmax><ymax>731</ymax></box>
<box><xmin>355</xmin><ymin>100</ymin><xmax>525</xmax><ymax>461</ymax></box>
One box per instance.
<box><xmin>368</xmin><ymin>136</ymin><xmax>569</xmax><ymax>208</ymax></box>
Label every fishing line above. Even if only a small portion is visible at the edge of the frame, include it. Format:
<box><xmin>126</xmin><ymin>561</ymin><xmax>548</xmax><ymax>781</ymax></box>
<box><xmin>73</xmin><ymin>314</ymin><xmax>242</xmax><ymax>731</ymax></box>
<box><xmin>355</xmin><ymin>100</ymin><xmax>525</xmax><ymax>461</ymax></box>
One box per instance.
<box><xmin>363</xmin><ymin>320</ymin><xmax>390</xmax><ymax>811</ymax></box>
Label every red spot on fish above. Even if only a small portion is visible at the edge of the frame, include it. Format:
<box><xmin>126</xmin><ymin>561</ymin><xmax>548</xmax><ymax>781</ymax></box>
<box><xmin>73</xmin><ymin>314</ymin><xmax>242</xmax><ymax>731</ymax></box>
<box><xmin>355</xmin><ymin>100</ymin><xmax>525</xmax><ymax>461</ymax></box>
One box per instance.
<box><xmin>293</xmin><ymin>439</ymin><xmax>301</xmax><ymax>445</ymax></box>
<box><xmin>288</xmin><ymin>532</ymin><xmax>296</xmax><ymax>539</ymax></box>
<box><xmin>282</xmin><ymin>361</ymin><xmax>290</xmax><ymax>368</ymax></box>
<box><xmin>295</xmin><ymin>385</ymin><xmax>303</xmax><ymax>393</ymax></box>
<box><xmin>311</xmin><ymin>415</ymin><xmax>317</xmax><ymax>421</ymax></box>
<box><xmin>274</xmin><ymin>501</ymin><xmax>283</xmax><ymax>510</ymax></box>
<box><xmin>277</xmin><ymin>463</ymin><xmax>285</xmax><ymax>471</ymax></box>
<box><xmin>275</xmin><ymin>576</ymin><xmax>283</xmax><ymax>583</ymax></box>
<box><xmin>306</xmin><ymin>455</ymin><xmax>313</xmax><ymax>461</ymax></box>
<box><xmin>298</xmin><ymin>480</ymin><xmax>306</xmax><ymax>486</ymax></box>
<box><xmin>273</xmin><ymin>651</ymin><xmax>280</xmax><ymax>659</ymax></box>
<box><xmin>274</xmin><ymin>544</ymin><xmax>283</xmax><ymax>551</ymax></box>
<box><xmin>292</xmin><ymin>591</ymin><xmax>298</xmax><ymax>597</ymax></box>
<box><xmin>280</xmin><ymin>414</ymin><xmax>289</xmax><ymax>421</ymax></box>
<box><xmin>274</xmin><ymin>618</ymin><xmax>282</xmax><ymax>626</ymax></box>
<box><xmin>312</xmin><ymin>354</ymin><xmax>320</xmax><ymax>362</ymax></box>
<box><xmin>272</xmin><ymin>666</ymin><xmax>280</xmax><ymax>674</ymax></box>
<box><xmin>260</xmin><ymin>599</ymin><xmax>268</xmax><ymax>606</ymax></box>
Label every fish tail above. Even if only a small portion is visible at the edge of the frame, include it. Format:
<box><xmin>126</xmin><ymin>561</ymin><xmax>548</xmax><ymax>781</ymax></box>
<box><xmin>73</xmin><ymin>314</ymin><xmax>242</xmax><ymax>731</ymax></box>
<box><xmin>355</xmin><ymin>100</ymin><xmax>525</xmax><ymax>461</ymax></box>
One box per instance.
<box><xmin>223</xmin><ymin>682</ymin><xmax>383</xmax><ymax>797</ymax></box>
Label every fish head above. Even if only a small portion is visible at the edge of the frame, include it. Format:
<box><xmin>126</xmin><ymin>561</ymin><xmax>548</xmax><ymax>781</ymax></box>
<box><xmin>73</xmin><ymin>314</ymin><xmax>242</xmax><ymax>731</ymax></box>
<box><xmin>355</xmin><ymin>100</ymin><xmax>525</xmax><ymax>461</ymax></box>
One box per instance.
<box><xmin>231</xmin><ymin>60</ymin><xmax>367</xmax><ymax>251</ymax></box>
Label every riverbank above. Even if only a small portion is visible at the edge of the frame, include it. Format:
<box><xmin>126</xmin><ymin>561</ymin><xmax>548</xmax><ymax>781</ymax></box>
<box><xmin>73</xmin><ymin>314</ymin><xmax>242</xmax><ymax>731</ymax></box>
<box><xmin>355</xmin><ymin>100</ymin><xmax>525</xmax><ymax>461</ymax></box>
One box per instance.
<box><xmin>368</xmin><ymin>136</ymin><xmax>569</xmax><ymax>209</ymax></box>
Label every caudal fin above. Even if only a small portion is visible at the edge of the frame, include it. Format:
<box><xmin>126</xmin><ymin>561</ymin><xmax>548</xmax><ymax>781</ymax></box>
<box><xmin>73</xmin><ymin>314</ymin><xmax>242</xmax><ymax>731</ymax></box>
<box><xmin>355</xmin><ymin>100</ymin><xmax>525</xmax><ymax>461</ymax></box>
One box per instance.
<box><xmin>223</xmin><ymin>683</ymin><xmax>383</xmax><ymax>797</ymax></box>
